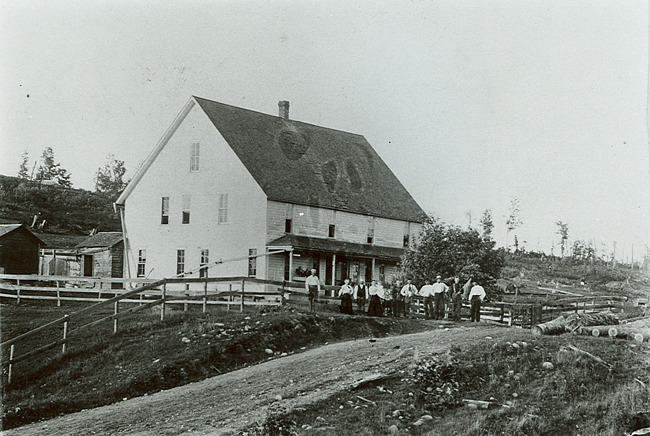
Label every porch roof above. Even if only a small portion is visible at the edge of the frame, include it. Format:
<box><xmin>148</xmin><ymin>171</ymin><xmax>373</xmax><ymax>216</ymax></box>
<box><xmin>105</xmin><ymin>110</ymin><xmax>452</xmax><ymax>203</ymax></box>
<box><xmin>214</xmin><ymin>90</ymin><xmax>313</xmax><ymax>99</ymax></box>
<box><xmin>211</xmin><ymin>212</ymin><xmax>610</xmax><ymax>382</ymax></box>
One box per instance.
<box><xmin>267</xmin><ymin>234</ymin><xmax>404</xmax><ymax>261</ymax></box>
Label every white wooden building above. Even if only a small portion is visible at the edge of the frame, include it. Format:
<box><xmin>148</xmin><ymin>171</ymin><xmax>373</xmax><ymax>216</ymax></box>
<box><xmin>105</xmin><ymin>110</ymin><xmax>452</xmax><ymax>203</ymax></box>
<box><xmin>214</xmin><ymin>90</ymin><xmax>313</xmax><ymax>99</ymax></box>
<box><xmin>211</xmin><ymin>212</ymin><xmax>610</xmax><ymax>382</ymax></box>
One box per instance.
<box><xmin>115</xmin><ymin>97</ymin><xmax>425</xmax><ymax>286</ymax></box>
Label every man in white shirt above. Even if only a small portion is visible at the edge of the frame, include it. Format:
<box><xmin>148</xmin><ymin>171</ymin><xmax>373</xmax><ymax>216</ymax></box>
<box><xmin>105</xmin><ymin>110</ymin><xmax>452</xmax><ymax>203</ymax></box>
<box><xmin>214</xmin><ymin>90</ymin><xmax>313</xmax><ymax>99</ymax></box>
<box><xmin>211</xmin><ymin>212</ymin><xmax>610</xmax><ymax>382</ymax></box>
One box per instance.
<box><xmin>468</xmin><ymin>280</ymin><xmax>486</xmax><ymax>322</ymax></box>
<box><xmin>418</xmin><ymin>280</ymin><xmax>435</xmax><ymax>319</ymax></box>
<box><xmin>431</xmin><ymin>275</ymin><xmax>449</xmax><ymax>320</ymax></box>
<box><xmin>305</xmin><ymin>269</ymin><xmax>320</xmax><ymax>312</ymax></box>
<box><xmin>400</xmin><ymin>279</ymin><xmax>418</xmax><ymax>317</ymax></box>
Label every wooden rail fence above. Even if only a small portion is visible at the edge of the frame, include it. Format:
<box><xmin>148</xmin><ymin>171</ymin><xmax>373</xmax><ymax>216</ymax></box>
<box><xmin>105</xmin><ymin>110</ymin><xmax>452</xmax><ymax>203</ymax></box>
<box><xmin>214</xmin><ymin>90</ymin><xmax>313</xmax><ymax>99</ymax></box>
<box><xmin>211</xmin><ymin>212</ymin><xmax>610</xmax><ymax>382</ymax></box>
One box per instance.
<box><xmin>0</xmin><ymin>274</ymin><xmax>630</xmax><ymax>384</ymax></box>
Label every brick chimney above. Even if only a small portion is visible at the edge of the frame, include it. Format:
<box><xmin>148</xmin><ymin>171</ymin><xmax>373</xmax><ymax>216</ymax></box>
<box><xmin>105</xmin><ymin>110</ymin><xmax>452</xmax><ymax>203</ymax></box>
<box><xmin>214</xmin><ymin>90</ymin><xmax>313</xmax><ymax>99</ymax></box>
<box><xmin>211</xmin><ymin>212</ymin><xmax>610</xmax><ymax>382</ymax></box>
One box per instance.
<box><xmin>278</xmin><ymin>100</ymin><xmax>290</xmax><ymax>120</ymax></box>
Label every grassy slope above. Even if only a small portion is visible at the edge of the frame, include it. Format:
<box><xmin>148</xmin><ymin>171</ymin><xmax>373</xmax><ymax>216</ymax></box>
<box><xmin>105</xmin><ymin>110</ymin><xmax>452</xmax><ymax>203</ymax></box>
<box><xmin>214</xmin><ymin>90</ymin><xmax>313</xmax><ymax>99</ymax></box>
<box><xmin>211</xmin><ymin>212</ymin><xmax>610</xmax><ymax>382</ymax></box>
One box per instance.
<box><xmin>0</xmin><ymin>303</ymin><xmax>430</xmax><ymax>430</ymax></box>
<box><xmin>0</xmin><ymin>175</ymin><xmax>119</xmax><ymax>231</ymax></box>
<box><xmin>259</xmin><ymin>335</ymin><xmax>650</xmax><ymax>436</ymax></box>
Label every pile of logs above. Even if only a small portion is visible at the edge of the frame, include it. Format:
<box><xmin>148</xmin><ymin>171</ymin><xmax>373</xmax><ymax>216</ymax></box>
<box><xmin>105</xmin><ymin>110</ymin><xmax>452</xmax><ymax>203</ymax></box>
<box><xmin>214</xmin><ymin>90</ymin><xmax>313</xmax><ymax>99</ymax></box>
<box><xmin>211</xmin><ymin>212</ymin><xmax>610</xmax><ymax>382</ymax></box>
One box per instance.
<box><xmin>575</xmin><ymin>317</ymin><xmax>650</xmax><ymax>344</ymax></box>
<box><xmin>531</xmin><ymin>312</ymin><xmax>619</xmax><ymax>336</ymax></box>
<box><xmin>532</xmin><ymin>312</ymin><xmax>650</xmax><ymax>344</ymax></box>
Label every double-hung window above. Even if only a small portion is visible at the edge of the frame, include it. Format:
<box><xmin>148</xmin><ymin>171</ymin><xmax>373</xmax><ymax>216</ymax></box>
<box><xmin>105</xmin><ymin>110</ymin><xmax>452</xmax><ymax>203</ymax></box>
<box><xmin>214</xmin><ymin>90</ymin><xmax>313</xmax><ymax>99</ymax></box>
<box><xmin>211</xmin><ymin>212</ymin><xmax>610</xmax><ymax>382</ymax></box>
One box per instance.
<box><xmin>176</xmin><ymin>249</ymin><xmax>185</xmax><ymax>275</ymax></box>
<box><xmin>190</xmin><ymin>142</ymin><xmax>200</xmax><ymax>172</ymax></box>
<box><xmin>248</xmin><ymin>249</ymin><xmax>257</xmax><ymax>277</ymax></box>
<box><xmin>161</xmin><ymin>197</ymin><xmax>169</xmax><ymax>224</ymax></box>
<box><xmin>200</xmin><ymin>249</ymin><xmax>209</xmax><ymax>278</ymax></box>
<box><xmin>182</xmin><ymin>195</ymin><xmax>191</xmax><ymax>224</ymax></box>
<box><xmin>137</xmin><ymin>249</ymin><xmax>147</xmax><ymax>277</ymax></box>
<box><xmin>218</xmin><ymin>194</ymin><xmax>228</xmax><ymax>224</ymax></box>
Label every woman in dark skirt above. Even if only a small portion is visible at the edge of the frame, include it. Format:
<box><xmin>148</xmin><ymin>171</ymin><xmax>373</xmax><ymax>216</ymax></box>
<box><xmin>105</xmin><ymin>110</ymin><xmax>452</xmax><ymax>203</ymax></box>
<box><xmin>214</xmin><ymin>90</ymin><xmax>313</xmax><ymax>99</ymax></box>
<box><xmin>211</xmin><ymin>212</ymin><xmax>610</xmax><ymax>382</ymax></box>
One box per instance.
<box><xmin>338</xmin><ymin>278</ymin><xmax>354</xmax><ymax>315</ymax></box>
<box><xmin>367</xmin><ymin>280</ymin><xmax>383</xmax><ymax>317</ymax></box>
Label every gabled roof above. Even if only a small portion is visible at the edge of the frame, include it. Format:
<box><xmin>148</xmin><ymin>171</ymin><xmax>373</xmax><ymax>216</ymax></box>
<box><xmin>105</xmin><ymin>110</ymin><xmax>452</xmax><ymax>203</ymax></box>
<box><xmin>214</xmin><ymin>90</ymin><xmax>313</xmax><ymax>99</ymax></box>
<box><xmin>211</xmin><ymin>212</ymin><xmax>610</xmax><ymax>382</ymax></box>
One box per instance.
<box><xmin>0</xmin><ymin>224</ymin><xmax>22</xmax><ymax>238</ymax></box>
<box><xmin>118</xmin><ymin>96</ymin><xmax>426</xmax><ymax>223</ymax></box>
<box><xmin>0</xmin><ymin>224</ymin><xmax>44</xmax><ymax>244</ymax></box>
<box><xmin>268</xmin><ymin>234</ymin><xmax>404</xmax><ymax>261</ymax></box>
<box><xmin>37</xmin><ymin>232</ymin><xmax>88</xmax><ymax>249</ymax></box>
<box><xmin>76</xmin><ymin>232</ymin><xmax>123</xmax><ymax>248</ymax></box>
<box><xmin>194</xmin><ymin>97</ymin><xmax>425</xmax><ymax>222</ymax></box>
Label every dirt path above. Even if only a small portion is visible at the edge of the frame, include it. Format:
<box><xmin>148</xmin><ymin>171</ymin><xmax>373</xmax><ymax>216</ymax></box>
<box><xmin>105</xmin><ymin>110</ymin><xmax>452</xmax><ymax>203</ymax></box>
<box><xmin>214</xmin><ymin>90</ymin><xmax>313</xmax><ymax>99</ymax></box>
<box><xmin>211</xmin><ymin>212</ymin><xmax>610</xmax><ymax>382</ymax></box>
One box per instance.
<box><xmin>5</xmin><ymin>325</ymin><xmax>532</xmax><ymax>436</ymax></box>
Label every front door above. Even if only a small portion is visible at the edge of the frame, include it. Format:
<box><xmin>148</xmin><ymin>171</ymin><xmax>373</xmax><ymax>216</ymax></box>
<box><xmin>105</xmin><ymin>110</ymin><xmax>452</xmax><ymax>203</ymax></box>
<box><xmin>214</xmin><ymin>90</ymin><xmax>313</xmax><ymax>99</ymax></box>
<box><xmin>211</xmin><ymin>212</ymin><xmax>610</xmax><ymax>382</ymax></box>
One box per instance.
<box><xmin>83</xmin><ymin>255</ymin><xmax>93</xmax><ymax>277</ymax></box>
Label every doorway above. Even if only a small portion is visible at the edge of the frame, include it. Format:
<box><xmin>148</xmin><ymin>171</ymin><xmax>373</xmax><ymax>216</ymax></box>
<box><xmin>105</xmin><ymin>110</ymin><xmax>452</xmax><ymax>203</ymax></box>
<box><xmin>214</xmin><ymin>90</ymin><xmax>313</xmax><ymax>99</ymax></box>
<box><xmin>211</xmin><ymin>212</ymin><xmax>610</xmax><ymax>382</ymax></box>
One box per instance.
<box><xmin>83</xmin><ymin>255</ymin><xmax>93</xmax><ymax>277</ymax></box>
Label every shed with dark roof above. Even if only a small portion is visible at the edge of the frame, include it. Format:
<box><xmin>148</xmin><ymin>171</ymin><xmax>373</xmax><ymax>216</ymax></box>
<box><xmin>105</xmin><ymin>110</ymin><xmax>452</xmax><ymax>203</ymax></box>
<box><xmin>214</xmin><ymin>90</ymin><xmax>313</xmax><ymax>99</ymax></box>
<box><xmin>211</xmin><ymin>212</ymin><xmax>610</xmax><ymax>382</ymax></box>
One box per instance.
<box><xmin>75</xmin><ymin>232</ymin><xmax>124</xmax><ymax>278</ymax></box>
<box><xmin>0</xmin><ymin>224</ymin><xmax>43</xmax><ymax>274</ymax></box>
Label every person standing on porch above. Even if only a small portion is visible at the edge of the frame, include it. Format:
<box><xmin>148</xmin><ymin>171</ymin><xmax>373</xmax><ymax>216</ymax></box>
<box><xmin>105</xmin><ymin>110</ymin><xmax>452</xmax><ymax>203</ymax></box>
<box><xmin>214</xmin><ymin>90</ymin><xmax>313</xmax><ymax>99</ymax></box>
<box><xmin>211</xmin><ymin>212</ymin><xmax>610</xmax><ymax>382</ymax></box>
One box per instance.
<box><xmin>338</xmin><ymin>278</ymin><xmax>354</xmax><ymax>315</ymax></box>
<box><xmin>305</xmin><ymin>268</ymin><xmax>321</xmax><ymax>312</ymax></box>
<box><xmin>353</xmin><ymin>278</ymin><xmax>368</xmax><ymax>313</ymax></box>
<box><xmin>400</xmin><ymin>279</ymin><xmax>417</xmax><ymax>317</ymax></box>
<box><xmin>469</xmin><ymin>280</ymin><xmax>486</xmax><ymax>322</ymax></box>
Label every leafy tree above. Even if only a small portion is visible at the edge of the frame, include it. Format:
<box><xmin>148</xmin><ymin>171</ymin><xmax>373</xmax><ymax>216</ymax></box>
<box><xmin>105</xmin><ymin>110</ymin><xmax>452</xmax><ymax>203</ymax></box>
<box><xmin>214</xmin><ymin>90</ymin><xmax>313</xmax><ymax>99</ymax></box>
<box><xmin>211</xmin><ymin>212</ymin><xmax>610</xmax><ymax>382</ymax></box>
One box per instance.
<box><xmin>480</xmin><ymin>209</ymin><xmax>494</xmax><ymax>238</ymax></box>
<box><xmin>400</xmin><ymin>216</ymin><xmax>504</xmax><ymax>289</ymax></box>
<box><xmin>18</xmin><ymin>150</ymin><xmax>30</xmax><ymax>179</ymax></box>
<box><xmin>95</xmin><ymin>154</ymin><xmax>128</xmax><ymax>200</ymax></box>
<box><xmin>35</xmin><ymin>147</ymin><xmax>72</xmax><ymax>187</ymax></box>
<box><xmin>556</xmin><ymin>221</ymin><xmax>569</xmax><ymax>257</ymax></box>
<box><xmin>505</xmin><ymin>198</ymin><xmax>522</xmax><ymax>251</ymax></box>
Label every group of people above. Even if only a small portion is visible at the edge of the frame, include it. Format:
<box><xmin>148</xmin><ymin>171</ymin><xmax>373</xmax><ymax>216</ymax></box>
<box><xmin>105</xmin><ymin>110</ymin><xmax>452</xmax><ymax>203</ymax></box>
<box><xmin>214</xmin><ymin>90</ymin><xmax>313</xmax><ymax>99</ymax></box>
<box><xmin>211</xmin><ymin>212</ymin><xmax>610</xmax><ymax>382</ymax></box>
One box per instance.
<box><xmin>304</xmin><ymin>268</ymin><xmax>487</xmax><ymax>322</ymax></box>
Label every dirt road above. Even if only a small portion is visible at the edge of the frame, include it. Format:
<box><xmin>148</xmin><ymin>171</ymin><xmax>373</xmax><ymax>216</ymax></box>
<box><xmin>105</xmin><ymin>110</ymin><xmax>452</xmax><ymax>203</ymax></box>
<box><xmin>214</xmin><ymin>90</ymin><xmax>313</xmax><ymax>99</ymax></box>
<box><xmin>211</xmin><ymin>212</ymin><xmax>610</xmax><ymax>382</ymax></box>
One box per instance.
<box><xmin>5</xmin><ymin>325</ymin><xmax>531</xmax><ymax>436</ymax></box>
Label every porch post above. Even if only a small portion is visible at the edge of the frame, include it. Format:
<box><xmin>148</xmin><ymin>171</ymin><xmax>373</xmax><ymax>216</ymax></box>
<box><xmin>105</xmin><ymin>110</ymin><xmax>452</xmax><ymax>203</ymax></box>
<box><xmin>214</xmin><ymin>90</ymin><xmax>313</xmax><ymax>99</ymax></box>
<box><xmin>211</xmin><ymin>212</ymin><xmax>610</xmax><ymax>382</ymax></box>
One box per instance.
<box><xmin>331</xmin><ymin>253</ymin><xmax>336</xmax><ymax>288</ymax></box>
<box><xmin>288</xmin><ymin>249</ymin><xmax>294</xmax><ymax>282</ymax></box>
<box><xmin>371</xmin><ymin>258</ymin><xmax>376</xmax><ymax>281</ymax></box>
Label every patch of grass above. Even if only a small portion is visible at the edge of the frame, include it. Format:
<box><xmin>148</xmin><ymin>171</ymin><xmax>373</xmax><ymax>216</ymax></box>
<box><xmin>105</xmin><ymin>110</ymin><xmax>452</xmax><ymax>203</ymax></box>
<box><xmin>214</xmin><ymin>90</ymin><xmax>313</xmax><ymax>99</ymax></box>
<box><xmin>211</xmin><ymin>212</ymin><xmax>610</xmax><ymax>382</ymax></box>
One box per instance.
<box><xmin>1</xmin><ymin>303</ymin><xmax>431</xmax><ymax>430</ymax></box>
<box><xmin>266</xmin><ymin>336</ymin><xmax>650</xmax><ymax>435</ymax></box>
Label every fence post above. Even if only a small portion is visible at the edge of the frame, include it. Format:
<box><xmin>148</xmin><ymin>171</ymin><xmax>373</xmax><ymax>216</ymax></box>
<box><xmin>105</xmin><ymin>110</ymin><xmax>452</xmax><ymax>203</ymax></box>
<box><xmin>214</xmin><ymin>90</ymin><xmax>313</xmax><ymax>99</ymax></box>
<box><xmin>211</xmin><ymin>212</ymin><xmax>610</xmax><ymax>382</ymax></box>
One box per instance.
<box><xmin>62</xmin><ymin>316</ymin><xmax>69</xmax><ymax>355</ymax></box>
<box><xmin>16</xmin><ymin>279</ymin><xmax>20</xmax><ymax>305</ymax></box>
<box><xmin>203</xmin><ymin>278</ymin><xmax>208</xmax><ymax>314</ymax></box>
<box><xmin>113</xmin><ymin>301</ymin><xmax>119</xmax><ymax>334</ymax></box>
<box><xmin>161</xmin><ymin>280</ymin><xmax>166</xmax><ymax>321</ymax></box>
<box><xmin>500</xmin><ymin>304</ymin><xmax>505</xmax><ymax>323</ymax></box>
<box><xmin>8</xmin><ymin>344</ymin><xmax>14</xmax><ymax>385</ymax></box>
<box><xmin>227</xmin><ymin>283</ymin><xmax>232</xmax><ymax>311</ymax></box>
<box><xmin>240</xmin><ymin>279</ymin><xmax>245</xmax><ymax>312</ymax></box>
<box><xmin>56</xmin><ymin>280</ymin><xmax>61</xmax><ymax>307</ymax></box>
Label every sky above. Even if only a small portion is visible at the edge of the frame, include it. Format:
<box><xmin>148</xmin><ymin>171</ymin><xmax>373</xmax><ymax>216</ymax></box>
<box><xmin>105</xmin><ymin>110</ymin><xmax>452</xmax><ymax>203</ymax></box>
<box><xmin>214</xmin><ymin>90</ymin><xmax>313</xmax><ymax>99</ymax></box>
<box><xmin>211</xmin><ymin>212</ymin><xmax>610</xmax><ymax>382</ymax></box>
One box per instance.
<box><xmin>1</xmin><ymin>0</ymin><xmax>648</xmax><ymax>262</ymax></box>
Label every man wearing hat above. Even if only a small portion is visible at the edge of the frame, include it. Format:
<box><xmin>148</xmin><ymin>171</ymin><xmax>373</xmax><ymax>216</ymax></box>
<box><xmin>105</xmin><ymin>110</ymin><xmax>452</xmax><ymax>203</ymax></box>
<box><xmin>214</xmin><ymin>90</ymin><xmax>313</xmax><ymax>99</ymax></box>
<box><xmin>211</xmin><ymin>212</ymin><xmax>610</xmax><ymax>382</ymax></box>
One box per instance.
<box><xmin>432</xmin><ymin>275</ymin><xmax>449</xmax><ymax>320</ymax></box>
<box><xmin>305</xmin><ymin>268</ymin><xmax>321</xmax><ymax>312</ymax></box>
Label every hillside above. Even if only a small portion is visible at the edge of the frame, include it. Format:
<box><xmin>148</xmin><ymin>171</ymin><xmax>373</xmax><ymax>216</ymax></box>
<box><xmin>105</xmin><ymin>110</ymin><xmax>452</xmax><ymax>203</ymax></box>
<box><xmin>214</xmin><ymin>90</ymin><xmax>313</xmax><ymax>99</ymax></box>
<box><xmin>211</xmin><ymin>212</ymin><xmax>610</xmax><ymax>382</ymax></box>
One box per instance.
<box><xmin>0</xmin><ymin>175</ymin><xmax>119</xmax><ymax>232</ymax></box>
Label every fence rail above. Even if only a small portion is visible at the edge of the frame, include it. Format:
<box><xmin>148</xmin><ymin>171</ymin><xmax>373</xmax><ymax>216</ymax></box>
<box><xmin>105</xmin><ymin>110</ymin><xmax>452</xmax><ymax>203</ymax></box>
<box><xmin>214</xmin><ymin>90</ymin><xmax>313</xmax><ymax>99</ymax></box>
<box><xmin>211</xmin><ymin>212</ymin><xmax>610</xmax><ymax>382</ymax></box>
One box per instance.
<box><xmin>0</xmin><ymin>274</ymin><xmax>629</xmax><ymax>384</ymax></box>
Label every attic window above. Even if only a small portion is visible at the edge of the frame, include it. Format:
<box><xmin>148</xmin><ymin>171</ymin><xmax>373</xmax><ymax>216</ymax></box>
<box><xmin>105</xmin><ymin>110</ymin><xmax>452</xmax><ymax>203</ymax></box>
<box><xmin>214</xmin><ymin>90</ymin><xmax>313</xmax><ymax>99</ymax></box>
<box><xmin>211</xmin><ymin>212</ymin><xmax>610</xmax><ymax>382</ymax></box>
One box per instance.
<box><xmin>285</xmin><ymin>218</ymin><xmax>292</xmax><ymax>233</ymax></box>
<box><xmin>328</xmin><ymin>224</ymin><xmax>335</xmax><ymax>238</ymax></box>
<box><xmin>190</xmin><ymin>143</ymin><xmax>200</xmax><ymax>172</ymax></box>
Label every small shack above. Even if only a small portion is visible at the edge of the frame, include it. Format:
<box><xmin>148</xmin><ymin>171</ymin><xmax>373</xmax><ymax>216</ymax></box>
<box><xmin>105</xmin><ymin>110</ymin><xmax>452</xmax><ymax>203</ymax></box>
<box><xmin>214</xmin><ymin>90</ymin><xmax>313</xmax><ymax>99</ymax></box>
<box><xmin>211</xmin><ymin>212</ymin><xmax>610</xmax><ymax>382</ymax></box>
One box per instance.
<box><xmin>38</xmin><ymin>231</ymin><xmax>88</xmax><ymax>276</ymax></box>
<box><xmin>75</xmin><ymin>232</ymin><xmax>124</xmax><ymax>278</ymax></box>
<box><xmin>0</xmin><ymin>224</ymin><xmax>44</xmax><ymax>274</ymax></box>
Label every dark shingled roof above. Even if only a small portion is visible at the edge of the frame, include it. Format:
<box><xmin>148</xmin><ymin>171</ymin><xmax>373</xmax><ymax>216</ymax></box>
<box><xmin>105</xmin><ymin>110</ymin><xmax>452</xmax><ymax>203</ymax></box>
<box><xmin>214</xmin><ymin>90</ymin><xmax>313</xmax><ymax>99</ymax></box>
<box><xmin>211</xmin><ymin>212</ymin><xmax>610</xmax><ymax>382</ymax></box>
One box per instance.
<box><xmin>0</xmin><ymin>224</ymin><xmax>44</xmax><ymax>244</ymax></box>
<box><xmin>268</xmin><ymin>234</ymin><xmax>404</xmax><ymax>261</ymax></box>
<box><xmin>0</xmin><ymin>224</ymin><xmax>22</xmax><ymax>238</ymax></box>
<box><xmin>76</xmin><ymin>232</ymin><xmax>123</xmax><ymax>248</ymax></box>
<box><xmin>37</xmin><ymin>233</ymin><xmax>88</xmax><ymax>249</ymax></box>
<box><xmin>194</xmin><ymin>97</ymin><xmax>425</xmax><ymax>223</ymax></box>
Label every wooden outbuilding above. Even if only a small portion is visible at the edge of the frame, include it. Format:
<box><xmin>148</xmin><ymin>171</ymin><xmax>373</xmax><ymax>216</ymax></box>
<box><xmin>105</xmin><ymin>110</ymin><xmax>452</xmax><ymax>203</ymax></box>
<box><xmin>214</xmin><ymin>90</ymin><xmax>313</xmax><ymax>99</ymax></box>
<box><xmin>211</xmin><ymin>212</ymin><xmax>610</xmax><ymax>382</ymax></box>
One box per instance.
<box><xmin>0</xmin><ymin>224</ymin><xmax>44</xmax><ymax>274</ymax></box>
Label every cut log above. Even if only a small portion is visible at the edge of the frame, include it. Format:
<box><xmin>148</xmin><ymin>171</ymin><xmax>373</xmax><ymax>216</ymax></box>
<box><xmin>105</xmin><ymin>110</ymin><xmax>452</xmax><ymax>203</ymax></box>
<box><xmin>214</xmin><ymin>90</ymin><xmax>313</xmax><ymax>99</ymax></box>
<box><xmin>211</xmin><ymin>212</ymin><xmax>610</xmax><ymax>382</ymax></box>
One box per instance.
<box><xmin>590</xmin><ymin>326</ymin><xmax>612</xmax><ymax>337</ymax></box>
<box><xmin>531</xmin><ymin>316</ymin><xmax>566</xmax><ymax>336</ymax></box>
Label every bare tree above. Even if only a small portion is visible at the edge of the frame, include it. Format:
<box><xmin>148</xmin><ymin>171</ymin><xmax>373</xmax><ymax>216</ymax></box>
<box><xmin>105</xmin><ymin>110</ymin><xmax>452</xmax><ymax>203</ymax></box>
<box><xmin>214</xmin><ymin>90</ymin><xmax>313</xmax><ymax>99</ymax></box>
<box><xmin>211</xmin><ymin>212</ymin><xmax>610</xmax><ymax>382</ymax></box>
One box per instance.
<box><xmin>505</xmin><ymin>198</ymin><xmax>522</xmax><ymax>251</ymax></box>
<box><xmin>556</xmin><ymin>221</ymin><xmax>569</xmax><ymax>257</ymax></box>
